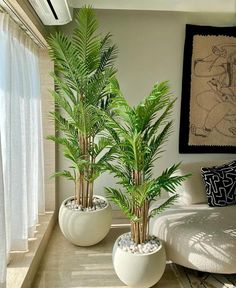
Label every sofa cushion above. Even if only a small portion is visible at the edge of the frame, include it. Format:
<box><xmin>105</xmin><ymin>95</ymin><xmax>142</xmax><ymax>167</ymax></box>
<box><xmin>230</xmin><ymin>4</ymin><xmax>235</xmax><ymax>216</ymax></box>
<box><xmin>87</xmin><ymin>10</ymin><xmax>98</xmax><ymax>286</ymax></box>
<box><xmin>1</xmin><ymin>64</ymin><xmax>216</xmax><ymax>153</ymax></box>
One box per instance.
<box><xmin>150</xmin><ymin>204</ymin><xmax>236</xmax><ymax>274</ymax></box>
<box><xmin>201</xmin><ymin>160</ymin><xmax>236</xmax><ymax>207</ymax></box>
<box><xmin>175</xmin><ymin>160</ymin><xmax>228</xmax><ymax>205</ymax></box>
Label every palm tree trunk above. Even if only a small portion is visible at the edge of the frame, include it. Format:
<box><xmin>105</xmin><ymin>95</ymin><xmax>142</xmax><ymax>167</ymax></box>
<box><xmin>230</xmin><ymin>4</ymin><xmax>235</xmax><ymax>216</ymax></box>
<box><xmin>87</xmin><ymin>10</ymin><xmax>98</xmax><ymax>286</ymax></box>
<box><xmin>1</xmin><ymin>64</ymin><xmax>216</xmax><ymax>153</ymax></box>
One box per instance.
<box><xmin>88</xmin><ymin>137</ymin><xmax>95</xmax><ymax>208</ymax></box>
<box><xmin>80</xmin><ymin>173</ymin><xmax>84</xmax><ymax>206</ymax></box>
<box><xmin>80</xmin><ymin>134</ymin><xmax>90</xmax><ymax>208</ymax></box>
<box><xmin>88</xmin><ymin>180</ymin><xmax>93</xmax><ymax>208</ymax></box>
<box><xmin>78</xmin><ymin>133</ymin><xmax>85</xmax><ymax>206</ymax></box>
<box><xmin>74</xmin><ymin>180</ymin><xmax>77</xmax><ymax>204</ymax></box>
<box><xmin>131</xmin><ymin>221</ymin><xmax>135</xmax><ymax>240</ymax></box>
<box><xmin>83</xmin><ymin>136</ymin><xmax>86</xmax><ymax>207</ymax></box>
<box><xmin>76</xmin><ymin>177</ymin><xmax>81</xmax><ymax>205</ymax></box>
<box><xmin>134</xmin><ymin>219</ymin><xmax>139</xmax><ymax>244</ymax></box>
<box><xmin>84</xmin><ymin>136</ymin><xmax>89</xmax><ymax>207</ymax></box>
<box><xmin>142</xmin><ymin>201</ymin><xmax>149</xmax><ymax>242</ymax></box>
<box><xmin>132</xmin><ymin>170</ymin><xmax>149</xmax><ymax>245</ymax></box>
<box><xmin>139</xmin><ymin>207</ymin><xmax>143</xmax><ymax>243</ymax></box>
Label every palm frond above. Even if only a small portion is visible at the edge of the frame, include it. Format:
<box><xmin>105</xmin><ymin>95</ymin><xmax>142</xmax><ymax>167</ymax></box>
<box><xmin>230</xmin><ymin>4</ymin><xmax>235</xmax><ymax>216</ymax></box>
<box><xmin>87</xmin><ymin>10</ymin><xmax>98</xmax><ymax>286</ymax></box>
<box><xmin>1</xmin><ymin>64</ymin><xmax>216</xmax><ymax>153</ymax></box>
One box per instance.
<box><xmin>51</xmin><ymin>90</ymin><xmax>74</xmax><ymax>120</ymax></box>
<box><xmin>106</xmin><ymin>79</ymin><xmax>136</xmax><ymax>128</ymax></box>
<box><xmin>131</xmin><ymin>181</ymin><xmax>154</xmax><ymax>207</ymax></box>
<box><xmin>49</xmin><ymin>111</ymin><xmax>78</xmax><ymax>138</ymax></box>
<box><xmin>149</xmin><ymin>194</ymin><xmax>179</xmax><ymax>218</ymax></box>
<box><xmin>100</xmin><ymin>32</ymin><xmax>113</xmax><ymax>52</ymax></box>
<box><xmin>135</xmin><ymin>81</ymin><xmax>171</xmax><ymax>132</ymax></box>
<box><xmin>144</xmin><ymin>121</ymin><xmax>173</xmax><ymax>177</ymax></box>
<box><xmin>91</xmin><ymin>137</ymin><xmax>111</xmax><ymax>158</ymax></box>
<box><xmin>51</xmin><ymin>73</ymin><xmax>77</xmax><ymax>105</ymax></box>
<box><xmin>49</xmin><ymin>136</ymin><xmax>81</xmax><ymax>166</ymax></box>
<box><xmin>48</xmin><ymin>32</ymin><xmax>84</xmax><ymax>92</ymax></box>
<box><xmin>51</xmin><ymin>170</ymin><xmax>76</xmax><ymax>181</ymax></box>
<box><xmin>75</xmin><ymin>104</ymin><xmax>100</xmax><ymax>136</ymax></box>
<box><xmin>47</xmin><ymin>135</ymin><xmax>78</xmax><ymax>148</ymax></box>
<box><xmin>95</xmin><ymin>151</ymin><xmax>116</xmax><ymax>171</ymax></box>
<box><xmin>110</xmin><ymin>97</ymin><xmax>135</xmax><ymax>129</ymax></box>
<box><xmin>98</xmin><ymin>44</ymin><xmax>118</xmax><ymax>72</ymax></box>
<box><xmin>105</xmin><ymin>162</ymin><xmax>132</xmax><ymax>188</ymax></box>
<box><xmin>153</xmin><ymin>163</ymin><xmax>190</xmax><ymax>194</ymax></box>
<box><xmin>73</xmin><ymin>6</ymin><xmax>100</xmax><ymax>72</ymax></box>
<box><xmin>143</xmin><ymin>99</ymin><xmax>175</xmax><ymax>141</ymax></box>
<box><xmin>105</xmin><ymin>187</ymin><xmax>139</xmax><ymax>221</ymax></box>
<box><xmin>86</xmin><ymin>67</ymin><xmax>115</xmax><ymax>106</ymax></box>
<box><xmin>103</xmin><ymin>109</ymin><xmax>130</xmax><ymax>139</ymax></box>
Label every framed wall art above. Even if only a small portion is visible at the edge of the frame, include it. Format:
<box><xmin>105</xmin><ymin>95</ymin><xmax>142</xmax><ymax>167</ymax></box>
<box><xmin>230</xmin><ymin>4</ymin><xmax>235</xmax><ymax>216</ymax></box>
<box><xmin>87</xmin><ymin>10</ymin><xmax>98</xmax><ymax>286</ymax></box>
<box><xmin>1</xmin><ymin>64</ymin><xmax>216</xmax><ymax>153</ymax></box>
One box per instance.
<box><xmin>179</xmin><ymin>24</ymin><xmax>236</xmax><ymax>153</ymax></box>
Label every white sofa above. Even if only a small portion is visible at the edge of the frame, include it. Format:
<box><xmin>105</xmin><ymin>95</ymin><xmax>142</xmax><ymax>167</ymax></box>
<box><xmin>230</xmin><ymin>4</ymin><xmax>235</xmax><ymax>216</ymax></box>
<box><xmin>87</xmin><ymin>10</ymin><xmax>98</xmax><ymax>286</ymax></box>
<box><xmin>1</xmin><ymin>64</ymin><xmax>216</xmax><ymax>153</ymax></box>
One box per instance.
<box><xmin>150</xmin><ymin>160</ymin><xmax>236</xmax><ymax>274</ymax></box>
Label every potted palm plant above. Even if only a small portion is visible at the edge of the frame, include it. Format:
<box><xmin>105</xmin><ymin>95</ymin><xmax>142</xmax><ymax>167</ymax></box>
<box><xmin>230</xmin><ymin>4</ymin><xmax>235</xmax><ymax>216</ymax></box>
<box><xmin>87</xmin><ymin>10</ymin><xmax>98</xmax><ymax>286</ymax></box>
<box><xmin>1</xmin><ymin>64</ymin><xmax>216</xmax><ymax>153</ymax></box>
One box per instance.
<box><xmin>47</xmin><ymin>7</ymin><xmax>117</xmax><ymax>246</ymax></box>
<box><xmin>104</xmin><ymin>79</ymin><xmax>189</xmax><ymax>287</ymax></box>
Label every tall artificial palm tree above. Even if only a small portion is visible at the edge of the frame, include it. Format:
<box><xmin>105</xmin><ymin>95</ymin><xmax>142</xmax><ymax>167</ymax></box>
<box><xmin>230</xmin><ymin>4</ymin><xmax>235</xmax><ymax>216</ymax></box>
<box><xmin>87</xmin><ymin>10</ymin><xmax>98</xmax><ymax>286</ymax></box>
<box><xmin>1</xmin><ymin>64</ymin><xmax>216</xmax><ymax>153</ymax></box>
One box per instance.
<box><xmin>105</xmin><ymin>79</ymin><xmax>189</xmax><ymax>244</ymax></box>
<box><xmin>47</xmin><ymin>7</ymin><xmax>117</xmax><ymax>208</ymax></box>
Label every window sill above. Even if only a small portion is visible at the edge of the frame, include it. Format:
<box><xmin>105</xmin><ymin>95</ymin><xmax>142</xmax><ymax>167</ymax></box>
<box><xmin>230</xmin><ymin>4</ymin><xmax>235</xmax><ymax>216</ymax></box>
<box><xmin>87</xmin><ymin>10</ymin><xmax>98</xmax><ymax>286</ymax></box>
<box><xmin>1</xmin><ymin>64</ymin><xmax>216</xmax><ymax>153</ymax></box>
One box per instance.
<box><xmin>7</xmin><ymin>211</ymin><xmax>57</xmax><ymax>288</ymax></box>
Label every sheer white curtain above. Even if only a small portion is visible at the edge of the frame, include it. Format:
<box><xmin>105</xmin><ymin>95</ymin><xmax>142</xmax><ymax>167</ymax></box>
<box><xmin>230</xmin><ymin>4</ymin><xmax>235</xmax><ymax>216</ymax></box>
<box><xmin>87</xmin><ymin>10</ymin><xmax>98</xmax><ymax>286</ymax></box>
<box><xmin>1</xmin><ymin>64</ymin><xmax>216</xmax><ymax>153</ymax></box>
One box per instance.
<box><xmin>0</xmin><ymin>133</ymin><xmax>6</xmax><ymax>288</ymax></box>
<box><xmin>0</xmin><ymin>12</ymin><xmax>44</xmax><ymax>286</ymax></box>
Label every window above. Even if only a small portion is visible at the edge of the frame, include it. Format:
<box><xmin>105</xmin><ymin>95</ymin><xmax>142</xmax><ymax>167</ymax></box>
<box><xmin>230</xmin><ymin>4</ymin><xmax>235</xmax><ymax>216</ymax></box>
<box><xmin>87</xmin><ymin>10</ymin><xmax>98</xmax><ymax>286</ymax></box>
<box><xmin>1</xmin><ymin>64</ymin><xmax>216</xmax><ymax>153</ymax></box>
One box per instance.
<box><xmin>0</xmin><ymin>12</ymin><xmax>44</xmax><ymax>287</ymax></box>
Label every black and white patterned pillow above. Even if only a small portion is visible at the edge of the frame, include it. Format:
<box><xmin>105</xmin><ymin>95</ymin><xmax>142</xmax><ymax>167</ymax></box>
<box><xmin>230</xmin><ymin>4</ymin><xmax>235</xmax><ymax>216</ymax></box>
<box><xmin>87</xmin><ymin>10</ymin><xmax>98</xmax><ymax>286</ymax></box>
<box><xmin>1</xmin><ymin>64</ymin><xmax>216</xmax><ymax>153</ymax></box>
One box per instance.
<box><xmin>201</xmin><ymin>160</ymin><xmax>236</xmax><ymax>207</ymax></box>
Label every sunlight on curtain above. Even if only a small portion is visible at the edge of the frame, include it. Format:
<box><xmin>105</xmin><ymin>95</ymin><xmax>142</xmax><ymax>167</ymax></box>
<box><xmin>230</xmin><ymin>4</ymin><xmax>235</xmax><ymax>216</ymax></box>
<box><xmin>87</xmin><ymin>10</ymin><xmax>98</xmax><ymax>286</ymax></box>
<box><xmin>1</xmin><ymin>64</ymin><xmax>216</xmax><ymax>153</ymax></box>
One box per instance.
<box><xmin>0</xmin><ymin>12</ymin><xmax>45</xmax><ymax>286</ymax></box>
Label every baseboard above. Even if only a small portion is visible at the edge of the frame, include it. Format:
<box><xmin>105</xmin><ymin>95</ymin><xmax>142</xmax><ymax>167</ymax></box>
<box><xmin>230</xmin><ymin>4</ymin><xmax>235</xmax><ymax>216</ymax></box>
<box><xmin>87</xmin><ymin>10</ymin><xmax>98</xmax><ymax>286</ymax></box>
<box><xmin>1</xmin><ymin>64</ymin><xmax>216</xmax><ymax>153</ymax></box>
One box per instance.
<box><xmin>112</xmin><ymin>210</ymin><xmax>129</xmax><ymax>226</ymax></box>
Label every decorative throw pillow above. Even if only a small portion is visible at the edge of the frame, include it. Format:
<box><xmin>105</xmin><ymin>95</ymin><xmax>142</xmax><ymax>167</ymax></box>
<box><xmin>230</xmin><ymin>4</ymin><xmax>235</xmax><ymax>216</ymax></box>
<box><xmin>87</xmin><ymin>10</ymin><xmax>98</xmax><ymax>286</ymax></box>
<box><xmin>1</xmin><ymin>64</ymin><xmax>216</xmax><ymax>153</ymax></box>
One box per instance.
<box><xmin>201</xmin><ymin>160</ymin><xmax>236</xmax><ymax>207</ymax></box>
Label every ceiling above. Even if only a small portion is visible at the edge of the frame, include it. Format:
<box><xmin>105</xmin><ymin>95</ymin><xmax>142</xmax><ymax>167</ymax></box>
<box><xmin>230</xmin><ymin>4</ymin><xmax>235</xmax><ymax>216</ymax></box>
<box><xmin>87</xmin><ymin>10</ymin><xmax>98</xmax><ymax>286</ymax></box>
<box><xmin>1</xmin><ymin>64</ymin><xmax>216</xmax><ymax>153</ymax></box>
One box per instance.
<box><xmin>68</xmin><ymin>0</ymin><xmax>236</xmax><ymax>13</ymax></box>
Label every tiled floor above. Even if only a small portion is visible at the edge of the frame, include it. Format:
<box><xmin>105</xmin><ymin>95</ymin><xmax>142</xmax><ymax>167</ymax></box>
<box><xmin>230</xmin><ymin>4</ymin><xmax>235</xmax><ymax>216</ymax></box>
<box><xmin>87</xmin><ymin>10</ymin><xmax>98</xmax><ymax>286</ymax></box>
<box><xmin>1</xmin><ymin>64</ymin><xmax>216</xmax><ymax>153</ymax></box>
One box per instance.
<box><xmin>32</xmin><ymin>225</ymin><xmax>181</xmax><ymax>288</ymax></box>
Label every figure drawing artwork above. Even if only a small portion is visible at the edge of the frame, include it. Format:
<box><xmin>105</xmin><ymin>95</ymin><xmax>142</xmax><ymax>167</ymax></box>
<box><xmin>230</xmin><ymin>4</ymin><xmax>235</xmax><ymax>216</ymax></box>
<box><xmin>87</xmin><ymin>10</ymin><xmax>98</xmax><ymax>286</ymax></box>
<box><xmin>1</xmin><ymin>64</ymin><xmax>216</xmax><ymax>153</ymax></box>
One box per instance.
<box><xmin>179</xmin><ymin>25</ymin><xmax>236</xmax><ymax>153</ymax></box>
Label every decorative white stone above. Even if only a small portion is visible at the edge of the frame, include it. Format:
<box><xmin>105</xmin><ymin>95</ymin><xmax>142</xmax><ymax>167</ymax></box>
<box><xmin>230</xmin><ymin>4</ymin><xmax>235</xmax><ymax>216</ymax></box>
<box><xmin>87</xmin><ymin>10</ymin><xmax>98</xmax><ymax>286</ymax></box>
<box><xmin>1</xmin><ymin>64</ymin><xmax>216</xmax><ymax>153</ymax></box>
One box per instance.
<box><xmin>113</xmin><ymin>232</ymin><xmax>166</xmax><ymax>288</ymax></box>
<box><xmin>59</xmin><ymin>195</ymin><xmax>112</xmax><ymax>246</ymax></box>
<box><xmin>64</xmin><ymin>196</ymin><xmax>107</xmax><ymax>211</ymax></box>
<box><xmin>116</xmin><ymin>232</ymin><xmax>160</xmax><ymax>255</ymax></box>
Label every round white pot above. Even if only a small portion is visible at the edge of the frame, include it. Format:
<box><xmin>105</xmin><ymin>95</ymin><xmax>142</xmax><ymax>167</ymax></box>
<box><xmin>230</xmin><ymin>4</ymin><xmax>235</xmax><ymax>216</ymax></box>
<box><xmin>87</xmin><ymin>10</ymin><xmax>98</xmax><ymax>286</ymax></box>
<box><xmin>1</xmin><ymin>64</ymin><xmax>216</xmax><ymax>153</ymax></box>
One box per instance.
<box><xmin>112</xmin><ymin>233</ymin><xmax>166</xmax><ymax>288</ymax></box>
<box><xmin>59</xmin><ymin>195</ymin><xmax>112</xmax><ymax>246</ymax></box>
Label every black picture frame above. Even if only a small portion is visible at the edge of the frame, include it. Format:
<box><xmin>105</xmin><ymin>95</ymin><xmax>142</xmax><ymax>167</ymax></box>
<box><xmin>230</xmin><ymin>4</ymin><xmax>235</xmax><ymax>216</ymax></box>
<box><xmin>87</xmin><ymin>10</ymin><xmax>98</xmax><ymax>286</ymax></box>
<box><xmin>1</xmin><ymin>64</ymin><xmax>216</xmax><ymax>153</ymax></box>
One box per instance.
<box><xmin>179</xmin><ymin>24</ymin><xmax>236</xmax><ymax>153</ymax></box>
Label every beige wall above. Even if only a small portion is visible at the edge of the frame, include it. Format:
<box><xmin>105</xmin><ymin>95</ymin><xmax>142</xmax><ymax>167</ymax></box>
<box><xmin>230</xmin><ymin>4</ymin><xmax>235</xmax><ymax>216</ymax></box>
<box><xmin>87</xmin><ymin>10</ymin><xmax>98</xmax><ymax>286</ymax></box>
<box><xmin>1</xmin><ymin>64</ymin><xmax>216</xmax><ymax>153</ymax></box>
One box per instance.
<box><xmin>58</xmin><ymin>10</ymin><xmax>236</xmax><ymax>206</ymax></box>
<box><xmin>39</xmin><ymin>49</ymin><xmax>56</xmax><ymax>211</ymax></box>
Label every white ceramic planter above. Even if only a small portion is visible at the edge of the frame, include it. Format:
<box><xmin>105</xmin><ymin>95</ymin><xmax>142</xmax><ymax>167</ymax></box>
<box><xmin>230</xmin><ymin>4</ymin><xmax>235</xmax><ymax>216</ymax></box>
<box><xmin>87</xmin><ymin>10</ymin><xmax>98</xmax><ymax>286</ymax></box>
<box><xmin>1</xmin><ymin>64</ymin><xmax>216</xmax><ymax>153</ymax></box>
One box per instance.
<box><xmin>113</xmin><ymin>233</ymin><xmax>166</xmax><ymax>288</ymax></box>
<box><xmin>59</xmin><ymin>195</ymin><xmax>112</xmax><ymax>246</ymax></box>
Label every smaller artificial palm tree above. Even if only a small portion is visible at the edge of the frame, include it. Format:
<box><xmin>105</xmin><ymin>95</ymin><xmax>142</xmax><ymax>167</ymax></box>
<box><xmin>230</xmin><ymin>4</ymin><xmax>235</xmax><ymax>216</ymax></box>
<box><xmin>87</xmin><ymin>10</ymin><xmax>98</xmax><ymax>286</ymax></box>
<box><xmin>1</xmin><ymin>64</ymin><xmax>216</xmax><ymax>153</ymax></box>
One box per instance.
<box><xmin>105</xmin><ymin>79</ymin><xmax>189</xmax><ymax>245</ymax></box>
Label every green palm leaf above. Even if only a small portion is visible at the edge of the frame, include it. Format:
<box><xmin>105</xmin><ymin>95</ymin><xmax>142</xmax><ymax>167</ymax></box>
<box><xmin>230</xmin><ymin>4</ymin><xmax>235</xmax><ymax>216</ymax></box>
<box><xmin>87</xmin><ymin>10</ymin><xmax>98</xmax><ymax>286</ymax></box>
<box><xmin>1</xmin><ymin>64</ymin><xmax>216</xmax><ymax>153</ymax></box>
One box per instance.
<box><xmin>105</xmin><ymin>187</ymin><xmax>139</xmax><ymax>221</ymax></box>
<box><xmin>52</xmin><ymin>73</ymin><xmax>77</xmax><ymax>105</ymax></box>
<box><xmin>152</xmin><ymin>163</ymin><xmax>191</xmax><ymax>194</ymax></box>
<box><xmin>135</xmin><ymin>81</ymin><xmax>171</xmax><ymax>132</ymax></box>
<box><xmin>48</xmin><ymin>32</ymin><xmax>84</xmax><ymax>92</ymax></box>
<box><xmin>73</xmin><ymin>7</ymin><xmax>100</xmax><ymax>72</ymax></box>
<box><xmin>144</xmin><ymin>121</ymin><xmax>173</xmax><ymax>178</ymax></box>
<box><xmin>51</xmin><ymin>170</ymin><xmax>75</xmax><ymax>181</ymax></box>
<box><xmin>149</xmin><ymin>194</ymin><xmax>179</xmax><ymax>219</ymax></box>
